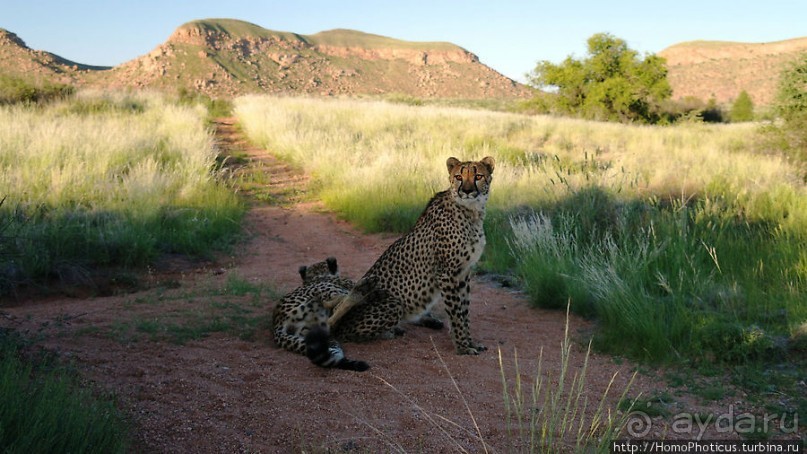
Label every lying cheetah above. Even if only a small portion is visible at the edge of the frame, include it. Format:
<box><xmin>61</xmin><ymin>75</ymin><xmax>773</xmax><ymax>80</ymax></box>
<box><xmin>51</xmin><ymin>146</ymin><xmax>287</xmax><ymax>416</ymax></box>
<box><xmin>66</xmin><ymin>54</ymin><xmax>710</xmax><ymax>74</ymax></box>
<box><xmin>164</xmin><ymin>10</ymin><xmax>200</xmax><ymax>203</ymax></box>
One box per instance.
<box><xmin>271</xmin><ymin>257</ymin><xmax>383</xmax><ymax>371</ymax></box>
<box><xmin>330</xmin><ymin>156</ymin><xmax>495</xmax><ymax>355</ymax></box>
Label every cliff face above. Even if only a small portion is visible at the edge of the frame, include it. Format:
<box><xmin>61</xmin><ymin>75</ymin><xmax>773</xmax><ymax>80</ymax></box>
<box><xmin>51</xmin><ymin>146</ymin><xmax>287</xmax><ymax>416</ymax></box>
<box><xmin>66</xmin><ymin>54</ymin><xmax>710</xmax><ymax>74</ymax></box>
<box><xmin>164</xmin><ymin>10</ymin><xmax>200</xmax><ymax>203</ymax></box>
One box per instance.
<box><xmin>659</xmin><ymin>37</ymin><xmax>807</xmax><ymax>106</ymax></box>
<box><xmin>312</xmin><ymin>44</ymin><xmax>478</xmax><ymax>65</ymax></box>
<box><xmin>82</xmin><ymin>19</ymin><xmax>531</xmax><ymax>99</ymax></box>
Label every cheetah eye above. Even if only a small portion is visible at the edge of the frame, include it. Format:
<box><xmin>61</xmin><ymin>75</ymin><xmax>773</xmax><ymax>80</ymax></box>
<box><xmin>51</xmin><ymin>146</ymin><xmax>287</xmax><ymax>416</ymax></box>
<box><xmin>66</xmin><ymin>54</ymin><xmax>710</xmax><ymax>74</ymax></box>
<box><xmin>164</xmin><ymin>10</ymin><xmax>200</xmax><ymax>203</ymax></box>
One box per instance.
<box><xmin>454</xmin><ymin>174</ymin><xmax>462</xmax><ymax>181</ymax></box>
<box><xmin>475</xmin><ymin>174</ymin><xmax>484</xmax><ymax>181</ymax></box>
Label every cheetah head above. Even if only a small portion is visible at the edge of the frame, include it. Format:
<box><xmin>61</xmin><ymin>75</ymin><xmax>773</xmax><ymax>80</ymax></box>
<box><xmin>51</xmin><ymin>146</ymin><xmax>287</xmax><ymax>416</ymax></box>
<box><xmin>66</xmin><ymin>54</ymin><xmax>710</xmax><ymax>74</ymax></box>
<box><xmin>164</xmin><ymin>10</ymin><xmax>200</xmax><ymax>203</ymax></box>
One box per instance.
<box><xmin>298</xmin><ymin>257</ymin><xmax>339</xmax><ymax>284</ymax></box>
<box><xmin>446</xmin><ymin>156</ymin><xmax>495</xmax><ymax>209</ymax></box>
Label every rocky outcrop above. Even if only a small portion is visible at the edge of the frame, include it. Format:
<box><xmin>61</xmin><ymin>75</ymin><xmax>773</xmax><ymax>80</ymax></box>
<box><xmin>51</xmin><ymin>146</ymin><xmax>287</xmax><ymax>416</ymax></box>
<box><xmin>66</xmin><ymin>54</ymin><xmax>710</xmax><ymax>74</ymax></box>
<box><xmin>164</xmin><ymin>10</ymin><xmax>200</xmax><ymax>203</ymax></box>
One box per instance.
<box><xmin>0</xmin><ymin>29</ymin><xmax>27</xmax><ymax>48</ymax></box>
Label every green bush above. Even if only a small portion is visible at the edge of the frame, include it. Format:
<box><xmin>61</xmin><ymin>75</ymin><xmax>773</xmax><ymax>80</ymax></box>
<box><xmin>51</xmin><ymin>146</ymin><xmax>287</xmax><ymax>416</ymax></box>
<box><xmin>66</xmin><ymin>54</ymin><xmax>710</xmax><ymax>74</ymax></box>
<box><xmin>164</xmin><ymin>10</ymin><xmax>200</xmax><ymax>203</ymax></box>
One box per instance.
<box><xmin>657</xmin><ymin>96</ymin><xmax>725</xmax><ymax>124</ymax></box>
<box><xmin>729</xmin><ymin>90</ymin><xmax>755</xmax><ymax>122</ymax></box>
<box><xmin>58</xmin><ymin>95</ymin><xmax>146</xmax><ymax>116</ymax></box>
<box><xmin>0</xmin><ymin>75</ymin><xmax>74</xmax><ymax>105</ymax></box>
<box><xmin>701</xmin><ymin>97</ymin><xmax>725</xmax><ymax>123</ymax></box>
<box><xmin>770</xmin><ymin>53</ymin><xmax>807</xmax><ymax>165</ymax></box>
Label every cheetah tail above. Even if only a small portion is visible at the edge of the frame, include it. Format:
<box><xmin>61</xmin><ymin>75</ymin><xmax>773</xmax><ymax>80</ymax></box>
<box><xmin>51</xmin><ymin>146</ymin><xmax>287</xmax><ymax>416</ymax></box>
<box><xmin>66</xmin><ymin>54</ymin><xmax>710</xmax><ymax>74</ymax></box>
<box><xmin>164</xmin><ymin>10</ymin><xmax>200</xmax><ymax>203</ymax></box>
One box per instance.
<box><xmin>304</xmin><ymin>326</ymin><xmax>370</xmax><ymax>372</ymax></box>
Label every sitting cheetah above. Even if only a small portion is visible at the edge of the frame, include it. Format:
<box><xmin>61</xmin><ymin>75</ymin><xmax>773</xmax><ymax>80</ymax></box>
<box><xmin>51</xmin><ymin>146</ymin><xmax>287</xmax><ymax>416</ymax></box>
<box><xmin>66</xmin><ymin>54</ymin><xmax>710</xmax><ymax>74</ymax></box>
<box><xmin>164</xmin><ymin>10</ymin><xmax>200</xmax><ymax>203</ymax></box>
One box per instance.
<box><xmin>271</xmin><ymin>257</ymin><xmax>384</xmax><ymax>371</ymax></box>
<box><xmin>330</xmin><ymin>156</ymin><xmax>495</xmax><ymax>355</ymax></box>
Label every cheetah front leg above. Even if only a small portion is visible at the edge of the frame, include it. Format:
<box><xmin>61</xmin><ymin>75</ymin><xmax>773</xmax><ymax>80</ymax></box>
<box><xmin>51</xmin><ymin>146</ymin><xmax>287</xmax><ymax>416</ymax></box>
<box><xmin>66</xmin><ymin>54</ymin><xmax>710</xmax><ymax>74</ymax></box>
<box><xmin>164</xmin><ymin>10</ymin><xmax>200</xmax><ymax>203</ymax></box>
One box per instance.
<box><xmin>440</xmin><ymin>273</ymin><xmax>486</xmax><ymax>355</ymax></box>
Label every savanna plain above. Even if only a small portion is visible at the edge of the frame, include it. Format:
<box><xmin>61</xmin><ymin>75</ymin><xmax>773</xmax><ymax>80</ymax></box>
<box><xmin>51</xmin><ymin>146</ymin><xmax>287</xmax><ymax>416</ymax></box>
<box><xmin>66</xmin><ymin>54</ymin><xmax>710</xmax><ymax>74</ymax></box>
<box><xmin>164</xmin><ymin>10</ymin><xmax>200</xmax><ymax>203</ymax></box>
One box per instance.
<box><xmin>0</xmin><ymin>91</ymin><xmax>805</xmax><ymax>452</ymax></box>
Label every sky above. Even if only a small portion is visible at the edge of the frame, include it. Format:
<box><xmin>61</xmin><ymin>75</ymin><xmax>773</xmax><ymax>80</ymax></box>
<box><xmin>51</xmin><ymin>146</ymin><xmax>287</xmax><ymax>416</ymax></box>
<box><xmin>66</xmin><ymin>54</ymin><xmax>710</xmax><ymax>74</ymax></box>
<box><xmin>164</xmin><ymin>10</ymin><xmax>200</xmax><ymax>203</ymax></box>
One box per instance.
<box><xmin>3</xmin><ymin>1</ymin><xmax>807</xmax><ymax>83</ymax></box>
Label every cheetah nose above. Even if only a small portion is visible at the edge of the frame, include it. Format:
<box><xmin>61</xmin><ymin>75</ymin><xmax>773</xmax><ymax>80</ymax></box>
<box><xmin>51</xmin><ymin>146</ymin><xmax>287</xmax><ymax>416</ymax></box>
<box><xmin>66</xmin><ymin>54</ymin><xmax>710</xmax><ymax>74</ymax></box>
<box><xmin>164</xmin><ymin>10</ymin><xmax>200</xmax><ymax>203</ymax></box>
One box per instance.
<box><xmin>460</xmin><ymin>182</ymin><xmax>477</xmax><ymax>195</ymax></box>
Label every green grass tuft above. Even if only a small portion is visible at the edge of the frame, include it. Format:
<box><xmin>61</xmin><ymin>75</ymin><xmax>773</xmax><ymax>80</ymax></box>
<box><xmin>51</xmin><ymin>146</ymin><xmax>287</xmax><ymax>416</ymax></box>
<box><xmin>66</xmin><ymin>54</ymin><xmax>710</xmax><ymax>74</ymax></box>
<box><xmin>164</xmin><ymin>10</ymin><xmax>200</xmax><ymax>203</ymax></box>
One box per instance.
<box><xmin>0</xmin><ymin>329</ymin><xmax>129</xmax><ymax>452</ymax></box>
<box><xmin>499</xmin><ymin>306</ymin><xmax>636</xmax><ymax>452</ymax></box>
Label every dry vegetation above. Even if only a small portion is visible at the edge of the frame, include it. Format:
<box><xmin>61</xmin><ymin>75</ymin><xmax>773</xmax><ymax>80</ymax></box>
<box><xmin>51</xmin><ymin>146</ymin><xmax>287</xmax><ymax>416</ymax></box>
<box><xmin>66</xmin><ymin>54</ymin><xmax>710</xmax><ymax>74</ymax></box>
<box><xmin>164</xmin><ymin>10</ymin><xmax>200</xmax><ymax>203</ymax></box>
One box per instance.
<box><xmin>0</xmin><ymin>91</ymin><xmax>244</xmax><ymax>295</ymax></box>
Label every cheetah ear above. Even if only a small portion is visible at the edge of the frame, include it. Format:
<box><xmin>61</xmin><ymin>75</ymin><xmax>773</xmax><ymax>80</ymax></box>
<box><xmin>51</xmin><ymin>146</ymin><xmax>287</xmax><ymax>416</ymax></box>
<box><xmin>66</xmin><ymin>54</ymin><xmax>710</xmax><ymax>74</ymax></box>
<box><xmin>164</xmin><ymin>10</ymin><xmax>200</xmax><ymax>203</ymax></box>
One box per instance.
<box><xmin>446</xmin><ymin>157</ymin><xmax>461</xmax><ymax>173</ymax></box>
<box><xmin>326</xmin><ymin>257</ymin><xmax>338</xmax><ymax>274</ymax></box>
<box><xmin>480</xmin><ymin>156</ymin><xmax>495</xmax><ymax>173</ymax></box>
<box><xmin>298</xmin><ymin>265</ymin><xmax>308</xmax><ymax>280</ymax></box>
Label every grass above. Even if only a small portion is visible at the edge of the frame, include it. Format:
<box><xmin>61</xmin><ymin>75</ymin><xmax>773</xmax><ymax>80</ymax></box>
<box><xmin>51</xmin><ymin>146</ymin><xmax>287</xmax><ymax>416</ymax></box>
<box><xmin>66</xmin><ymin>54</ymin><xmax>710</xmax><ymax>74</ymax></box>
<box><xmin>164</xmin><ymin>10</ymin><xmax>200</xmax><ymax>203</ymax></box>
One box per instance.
<box><xmin>176</xmin><ymin>87</ymin><xmax>233</xmax><ymax>122</ymax></box>
<box><xmin>360</xmin><ymin>307</ymin><xmax>634</xmax><ymax>453</ymax></box>
<box><xmin>498</xmin><ymin>306</ymin><xmax>636</xmax><ymax>452</ymax></box>
<box><xmin>0</xmin><ymin>91</ymin><xmax>245</xmax><ymax>296</ymax></box>
<box><xmin>0</xmin><ymin>329</ymin><xmax>129</xmax><ymax>452</ymax></box>
<box><xmin>618</xmin><ymin>393</ymin><xmax>674</xmax><ymax>418</ymax></box>
<box><xmin>308</xmin><ymin>28</ymin><xmax>459</xmax><ymax>51</ymax></box>
<box><xmin>0</xmin><ymin>92</ymin><xmax>255</xmax><ymax>454</ymax></box>
<box><xmin>101</xmin><ymin>273</ymin><xmax>274</xmax><ymax>345</ymax></box>
<box><xmin>234</xmin><ymin>96</ymin><xmax>806</xmax><ymax>405</ymax></box>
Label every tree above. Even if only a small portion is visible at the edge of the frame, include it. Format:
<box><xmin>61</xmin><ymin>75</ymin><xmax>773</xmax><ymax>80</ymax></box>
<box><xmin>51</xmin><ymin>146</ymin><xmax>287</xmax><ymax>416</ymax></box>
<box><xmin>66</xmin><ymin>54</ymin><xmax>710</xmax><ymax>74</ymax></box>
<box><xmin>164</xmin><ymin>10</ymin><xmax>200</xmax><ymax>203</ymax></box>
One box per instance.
<box><xmin>772</xmin><ymin>53</ymin><xmax>807</xmax><ymax>163</ymax></box>
<box><xmin>528</xmin><ymin>33</ymin><xmax>671</xmax><ymax>124</ymax></box>
<box><xmin>729</xmin><ymin>90</ymin><xmax>754</xmax><ymax>122</ymax></box>
<box><xmin>776</xmin><ymin>54</ymin><xmax>807</xmax><ymax>117</ymax></box>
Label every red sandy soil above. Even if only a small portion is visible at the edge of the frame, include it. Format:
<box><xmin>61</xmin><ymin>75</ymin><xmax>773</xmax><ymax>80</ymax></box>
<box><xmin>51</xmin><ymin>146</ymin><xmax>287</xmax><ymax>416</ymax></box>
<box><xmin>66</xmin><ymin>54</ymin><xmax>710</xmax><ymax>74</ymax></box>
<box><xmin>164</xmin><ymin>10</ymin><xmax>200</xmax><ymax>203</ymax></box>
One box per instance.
<box><xmin>0</xmin><ymin>119</ymin><xmax>787</xmax><ymax>453</ymax></box>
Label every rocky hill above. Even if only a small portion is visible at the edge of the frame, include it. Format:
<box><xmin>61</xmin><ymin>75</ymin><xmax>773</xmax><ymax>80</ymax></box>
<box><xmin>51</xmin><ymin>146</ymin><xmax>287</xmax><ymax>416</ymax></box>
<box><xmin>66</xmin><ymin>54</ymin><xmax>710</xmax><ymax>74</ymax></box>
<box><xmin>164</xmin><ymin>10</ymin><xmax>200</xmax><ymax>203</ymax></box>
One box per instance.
<box><xmin>6</xmin><ymin>21</ymin><xmax>807</xmax><ymax>105</ymax></box>
<box><xmin>660</xmin><ymin>37</ymin><xmax>807</xmax><ymax>106</ymax></box>
<box><xmin>1</xmin><ymin>19</ymin><xmax>530</xmax><ymax>99</ymax></box>
<box><xmin>0</xmin><ymin>28</ymin><xmax>108</xmax><ymax>84</ymax></box>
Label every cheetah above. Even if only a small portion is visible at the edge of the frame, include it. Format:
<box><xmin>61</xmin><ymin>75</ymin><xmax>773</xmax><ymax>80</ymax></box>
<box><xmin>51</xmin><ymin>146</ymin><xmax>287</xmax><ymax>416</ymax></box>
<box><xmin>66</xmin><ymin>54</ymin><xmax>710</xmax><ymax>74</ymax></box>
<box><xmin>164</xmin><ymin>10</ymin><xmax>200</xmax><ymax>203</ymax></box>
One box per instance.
<box><xmin>271</xmin><ymin>257</ymin><xmax>384</xmax><ymax>371</ymax></box>
<box><xmin>330</xmin><ymin>156</ymin><xmax>495</xmax><ymax>355</ymax></box>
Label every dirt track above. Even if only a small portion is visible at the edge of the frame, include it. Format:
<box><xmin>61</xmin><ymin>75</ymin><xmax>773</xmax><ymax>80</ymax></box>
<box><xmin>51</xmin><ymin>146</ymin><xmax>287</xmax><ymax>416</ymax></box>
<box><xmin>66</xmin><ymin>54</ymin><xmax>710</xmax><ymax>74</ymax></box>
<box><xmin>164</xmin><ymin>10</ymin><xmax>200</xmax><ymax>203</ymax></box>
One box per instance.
<box><xmin>0</xmin><ymin>119</ymin><xmax>731</xmax><ymax>452</ymax></box>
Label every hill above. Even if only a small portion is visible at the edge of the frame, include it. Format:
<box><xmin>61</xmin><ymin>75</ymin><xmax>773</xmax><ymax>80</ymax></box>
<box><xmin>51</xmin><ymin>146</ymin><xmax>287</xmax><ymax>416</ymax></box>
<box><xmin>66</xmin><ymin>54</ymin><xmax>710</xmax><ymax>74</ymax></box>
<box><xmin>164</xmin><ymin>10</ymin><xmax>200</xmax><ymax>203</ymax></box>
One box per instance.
<box><xmin>0</xmin><ymin>18</ymin><xmax>529</xmax><ymax>99</ymax></box>
<box><xmin>0</xmin><ymin>28</ymin><xmax>108</xmax><ymax>85</ymax></box>
<box><xmin>659</xmin><ymin>37</ymin><xmax>807</xmax><ymax>106</ymax></box>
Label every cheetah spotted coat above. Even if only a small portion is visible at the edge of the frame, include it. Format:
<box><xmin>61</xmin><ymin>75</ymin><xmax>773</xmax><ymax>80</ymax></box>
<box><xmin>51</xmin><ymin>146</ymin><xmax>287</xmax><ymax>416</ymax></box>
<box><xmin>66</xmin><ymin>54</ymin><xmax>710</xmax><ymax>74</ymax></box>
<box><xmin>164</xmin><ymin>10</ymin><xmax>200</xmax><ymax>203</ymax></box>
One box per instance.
<box><xmin>333</xmin><ymin>156</ymin><xmax>494</xmax><ymax>355</ymax></box>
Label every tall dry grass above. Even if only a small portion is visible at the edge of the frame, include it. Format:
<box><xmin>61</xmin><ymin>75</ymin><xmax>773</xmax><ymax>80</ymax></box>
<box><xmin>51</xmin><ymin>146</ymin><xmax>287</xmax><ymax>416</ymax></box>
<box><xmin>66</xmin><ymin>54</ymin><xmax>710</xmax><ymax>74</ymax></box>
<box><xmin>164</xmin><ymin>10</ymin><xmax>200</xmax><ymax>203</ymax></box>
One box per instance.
<box><xmin>0</xmin><ymin>91</ymin><xmax>244</xmax><ymax>294</ymax></box>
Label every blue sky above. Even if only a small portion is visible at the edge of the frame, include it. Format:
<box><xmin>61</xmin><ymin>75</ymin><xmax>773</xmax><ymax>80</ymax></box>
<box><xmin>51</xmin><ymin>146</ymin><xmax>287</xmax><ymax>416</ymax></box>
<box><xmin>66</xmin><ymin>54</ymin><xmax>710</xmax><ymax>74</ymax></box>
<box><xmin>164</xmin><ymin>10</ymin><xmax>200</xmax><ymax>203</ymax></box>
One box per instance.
<box><xmin>4</xmin><ymin>1</ymin><xmax>806</xmax><ymax>82</ymax></box>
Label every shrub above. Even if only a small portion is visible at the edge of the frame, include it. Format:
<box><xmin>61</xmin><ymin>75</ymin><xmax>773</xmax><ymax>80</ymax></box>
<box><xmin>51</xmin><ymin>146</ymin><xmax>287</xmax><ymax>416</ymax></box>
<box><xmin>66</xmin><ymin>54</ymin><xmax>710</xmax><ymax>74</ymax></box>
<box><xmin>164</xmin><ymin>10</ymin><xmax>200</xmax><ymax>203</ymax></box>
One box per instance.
<box><xmin>775</xmin><ymin>53</ymin><xmax>807</xmax><ymax>121</ymax></box>
<box><xmin>770</xmin><ymin>54</ymin><xmax>807</xmax><ymax>165</ymax></box>
<box><xmin>701</xmin><ymin>97</ymin><xmax>725</xmax><ymax>123</ymax></box>
<box><xmin>729</xmin><ymin>90</ymin><xmax>755</xmax><ymax>122</ymax></box>
<box><xmin>0</xmin><ymin>75</ymin><xmax>74</xmax><ymax>105</ymax></box>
